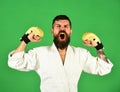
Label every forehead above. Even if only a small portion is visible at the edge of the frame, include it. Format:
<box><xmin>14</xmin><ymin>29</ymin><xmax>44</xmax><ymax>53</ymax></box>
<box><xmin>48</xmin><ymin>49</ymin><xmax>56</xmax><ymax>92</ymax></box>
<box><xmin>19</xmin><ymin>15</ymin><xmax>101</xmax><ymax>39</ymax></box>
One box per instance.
<box><xmin>54</xmin><ymin>20</ymin><xmax>70</xmax><ymax>25</ymax></box>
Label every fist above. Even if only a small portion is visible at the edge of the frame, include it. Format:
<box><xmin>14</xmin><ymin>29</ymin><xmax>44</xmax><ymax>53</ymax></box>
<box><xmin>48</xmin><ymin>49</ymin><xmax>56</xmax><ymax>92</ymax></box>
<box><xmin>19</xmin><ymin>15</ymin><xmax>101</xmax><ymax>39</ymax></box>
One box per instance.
<box><xmin>82</xmin><ymin>32</ymin><xmax>101</xmax><ymax>47</ymax></box>
<box><xmin>26</xmin><ymin>27</ymin><xmax>44</xmax><ymax>42</ymax></box>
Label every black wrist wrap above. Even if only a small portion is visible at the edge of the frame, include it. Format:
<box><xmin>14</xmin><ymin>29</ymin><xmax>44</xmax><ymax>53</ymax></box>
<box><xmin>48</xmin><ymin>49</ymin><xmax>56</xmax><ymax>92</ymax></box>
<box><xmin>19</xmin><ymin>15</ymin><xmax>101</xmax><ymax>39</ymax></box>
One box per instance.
<box><xmin>95</xmin><ymin>42</ymin><xmax>104</xmax><ymax>50</ymax></box>
<box><xmin>20</xmin><ymin>34</ymin><xmax>30</xmax><ymax>44</ymax></box>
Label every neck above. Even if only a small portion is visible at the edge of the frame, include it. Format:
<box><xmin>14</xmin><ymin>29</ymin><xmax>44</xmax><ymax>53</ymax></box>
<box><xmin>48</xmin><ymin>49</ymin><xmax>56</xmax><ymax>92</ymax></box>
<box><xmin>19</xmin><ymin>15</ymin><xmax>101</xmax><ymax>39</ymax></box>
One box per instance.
<box><xmin>58</xmin><ymin>47</ymin><xmax>67</xmax><ymax>64</ymax></box>
<box><xmin>58</xmin><ymin>47</ymin><xmax>67</xmax><ymax>52</ymax></box>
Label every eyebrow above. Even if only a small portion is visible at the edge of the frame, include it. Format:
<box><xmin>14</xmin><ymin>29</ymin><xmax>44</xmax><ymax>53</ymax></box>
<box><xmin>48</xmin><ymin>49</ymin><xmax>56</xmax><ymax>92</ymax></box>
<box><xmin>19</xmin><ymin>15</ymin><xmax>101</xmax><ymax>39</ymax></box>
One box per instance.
<box><xmin>54</xmin><ymin>24</ymin><xmax>70</xmax><ymax>26</ymax></box>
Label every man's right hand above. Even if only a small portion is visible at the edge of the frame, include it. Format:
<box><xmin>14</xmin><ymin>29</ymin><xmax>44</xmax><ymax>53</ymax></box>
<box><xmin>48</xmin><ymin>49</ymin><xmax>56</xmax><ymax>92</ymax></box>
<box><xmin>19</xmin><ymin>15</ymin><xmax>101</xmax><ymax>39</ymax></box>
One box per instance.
<box><xmin>27</xmin><ymin>31</ymin><xmax>42</xmax><ymax>42</ymax></box>
<box><xmin>21</xmin><ymin>26</ymin><xmax>44</xmax><ymax>44</ymax></box>
<box><xmin>11</xmin><ymin>27</ymin><xmax>44</xmax><ymax>56</ymax></box>
<box><xmin>27</xmin><ymin>26</ymin><xmax>44</xmax><ymax>42</ymax></box>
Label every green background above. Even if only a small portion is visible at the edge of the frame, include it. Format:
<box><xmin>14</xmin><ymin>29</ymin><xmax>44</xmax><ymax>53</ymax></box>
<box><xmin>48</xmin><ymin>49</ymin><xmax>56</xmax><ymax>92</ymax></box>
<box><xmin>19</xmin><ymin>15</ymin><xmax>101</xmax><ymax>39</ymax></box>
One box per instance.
<box><xmin>0</xmin><ymin>0</ymin><xmax>120</xmax><ymax>92</ymax></box>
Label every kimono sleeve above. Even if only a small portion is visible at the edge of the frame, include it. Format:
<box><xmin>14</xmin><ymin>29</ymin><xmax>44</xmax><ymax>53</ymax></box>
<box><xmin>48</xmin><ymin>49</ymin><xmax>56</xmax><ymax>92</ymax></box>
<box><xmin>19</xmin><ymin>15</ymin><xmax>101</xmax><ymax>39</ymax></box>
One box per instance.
<box><xmin>8</xmin><ymin>49</ymin><xmax>40</xmax><ymax>71</ymax></box>
<box><xmin>83</xmin><ymin>50</ymin><xmax>113</xmax><ymax>76</ymax></box>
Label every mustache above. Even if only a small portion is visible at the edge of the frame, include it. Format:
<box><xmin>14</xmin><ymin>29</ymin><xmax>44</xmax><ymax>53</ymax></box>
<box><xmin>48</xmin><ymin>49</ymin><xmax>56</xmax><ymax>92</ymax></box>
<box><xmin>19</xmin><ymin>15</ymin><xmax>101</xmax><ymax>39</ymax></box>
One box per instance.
<box><xmin>59</xmin><ymin>30</ymin><xmax>66</xmax><ymax>33</ymax></box>
<box><xmin>58</xmin><ymin>30</ymin><xmax>67</xmax><ymax>35</ymax></box>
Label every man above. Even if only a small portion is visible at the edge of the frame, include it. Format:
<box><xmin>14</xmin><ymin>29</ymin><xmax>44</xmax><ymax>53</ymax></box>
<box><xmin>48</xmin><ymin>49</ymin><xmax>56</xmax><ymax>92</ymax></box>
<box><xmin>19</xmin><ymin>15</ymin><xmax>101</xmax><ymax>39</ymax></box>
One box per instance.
<box><xmin>8</xmin><ymin>15</ymin><xmax>113</xmax><ymax>92</ymax></box>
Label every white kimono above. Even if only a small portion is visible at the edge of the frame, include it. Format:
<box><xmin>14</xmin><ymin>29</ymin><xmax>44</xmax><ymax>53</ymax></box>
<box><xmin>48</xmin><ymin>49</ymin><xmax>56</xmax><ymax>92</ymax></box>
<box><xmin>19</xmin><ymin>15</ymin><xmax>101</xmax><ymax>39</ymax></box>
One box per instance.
<box><xmin>8</xmin><ymin>43</ymin><xmax>113</xmax><ymax>92</ymax></box>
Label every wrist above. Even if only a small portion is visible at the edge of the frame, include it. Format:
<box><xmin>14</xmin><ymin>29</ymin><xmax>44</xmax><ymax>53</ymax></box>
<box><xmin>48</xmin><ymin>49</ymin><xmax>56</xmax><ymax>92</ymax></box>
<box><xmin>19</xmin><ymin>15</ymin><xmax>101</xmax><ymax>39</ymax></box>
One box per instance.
<box><xmin>20</xmin><ymin>34</ymin><xmax>30</xmax><ymax>44</ymax></box>
<box><xmin>95</xmin><ymin>42</ymin><xmax>104</xmax><ymax>50</ymax></box>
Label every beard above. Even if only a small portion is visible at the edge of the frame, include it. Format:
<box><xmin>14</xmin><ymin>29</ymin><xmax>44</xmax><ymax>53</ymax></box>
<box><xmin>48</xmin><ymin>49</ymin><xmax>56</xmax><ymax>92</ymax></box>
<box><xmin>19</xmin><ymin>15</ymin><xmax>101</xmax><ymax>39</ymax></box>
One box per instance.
<box><xmin>53</xmin><ymin>31</ymin><xmax>70</xmax><ymax>50</ymax></box>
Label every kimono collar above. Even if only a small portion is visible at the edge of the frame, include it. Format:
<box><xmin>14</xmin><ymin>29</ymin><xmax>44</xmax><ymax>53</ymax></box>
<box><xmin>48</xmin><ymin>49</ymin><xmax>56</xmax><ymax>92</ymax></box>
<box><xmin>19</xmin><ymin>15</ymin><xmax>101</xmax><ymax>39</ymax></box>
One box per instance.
<box><xmin>50</xmin><ymin>43</ymin><xmax>71</xmax><ymax>53</ymax></box>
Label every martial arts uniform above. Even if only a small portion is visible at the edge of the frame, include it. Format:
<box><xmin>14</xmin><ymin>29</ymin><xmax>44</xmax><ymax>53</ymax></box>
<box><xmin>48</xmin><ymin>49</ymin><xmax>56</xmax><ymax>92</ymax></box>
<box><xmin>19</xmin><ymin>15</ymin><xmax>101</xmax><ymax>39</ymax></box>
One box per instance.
<box><xmin>8</xmin><ymin>43</ymin><xmax>113</xmax><ymax>92</ymax></box>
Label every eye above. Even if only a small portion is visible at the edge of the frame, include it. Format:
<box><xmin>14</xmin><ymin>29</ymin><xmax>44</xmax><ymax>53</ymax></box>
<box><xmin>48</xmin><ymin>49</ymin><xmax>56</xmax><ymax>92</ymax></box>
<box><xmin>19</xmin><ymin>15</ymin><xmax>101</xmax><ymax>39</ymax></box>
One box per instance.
<box><xmin>93</xmin><ymin>38</ymin><xmax>95</xmax><ymax>41</ymax></box>
<box><xmin>57</xmin><ymin>25</ymin><xmax>61</xmax><ymax>27</ymax></box>
<box><xmin>64</xmin><ymin>25</ymin><xmax>70</xmax><ymax>28</ymax></box>
<box><xmin>55</xmin><ymin>24</ymin><xmax>61</xmax><ymax>28</ymax></box>
<box><xmin>53</xmin><ymin>24</ymin><xmax>61</xmax><ymax>28</ymax></box>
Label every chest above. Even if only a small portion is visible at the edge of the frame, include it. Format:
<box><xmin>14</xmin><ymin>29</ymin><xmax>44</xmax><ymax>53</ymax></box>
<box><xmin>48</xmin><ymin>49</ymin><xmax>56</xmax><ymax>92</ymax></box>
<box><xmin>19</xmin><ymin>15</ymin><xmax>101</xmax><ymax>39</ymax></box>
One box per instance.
<box><xmin>37</xmin><ymin>50</ymin><xmax>84</xmax><ymax>83</ymax></box>
<box><xmin>59</xmin><ymin>52</ymin><xmax>66</xmax><ymax>65</ymax></box>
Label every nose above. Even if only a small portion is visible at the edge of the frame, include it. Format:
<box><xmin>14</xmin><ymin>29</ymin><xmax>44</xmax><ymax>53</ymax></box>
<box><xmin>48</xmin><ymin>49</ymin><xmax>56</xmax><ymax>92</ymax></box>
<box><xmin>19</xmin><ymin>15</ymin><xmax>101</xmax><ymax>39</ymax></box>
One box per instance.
<box><xmin>60</xmin><ymin>26</ymin><xmax>65</xmax><ymax>31</ymax></box>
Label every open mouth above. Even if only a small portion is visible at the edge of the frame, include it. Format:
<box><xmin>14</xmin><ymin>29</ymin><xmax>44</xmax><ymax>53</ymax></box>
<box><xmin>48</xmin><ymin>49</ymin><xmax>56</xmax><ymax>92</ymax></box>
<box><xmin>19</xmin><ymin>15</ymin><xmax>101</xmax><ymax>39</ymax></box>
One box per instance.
<box><xmin>58</xmin><ymin>31</ymin><xmax>67</xmax><ymax>41</ymax></box>
<box><xmin>60</xmin><ymin>33</ymin><xmax>65</xmax><ymax>39</ymax></box>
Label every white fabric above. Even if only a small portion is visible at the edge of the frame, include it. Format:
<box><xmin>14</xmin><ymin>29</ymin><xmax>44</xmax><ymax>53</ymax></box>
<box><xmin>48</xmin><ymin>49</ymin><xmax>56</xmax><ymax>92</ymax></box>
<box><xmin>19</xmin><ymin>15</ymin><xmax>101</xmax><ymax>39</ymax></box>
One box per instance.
<box><xmin>8</xmin><ymin>43</ymin><xmax>113</xmax><ymax>92</ymax></box>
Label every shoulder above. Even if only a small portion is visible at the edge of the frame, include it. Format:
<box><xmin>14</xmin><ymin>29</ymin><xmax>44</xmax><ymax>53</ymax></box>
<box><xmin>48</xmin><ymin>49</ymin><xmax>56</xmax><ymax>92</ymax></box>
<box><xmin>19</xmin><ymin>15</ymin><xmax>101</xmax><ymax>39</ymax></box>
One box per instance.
<box><xmin>69</xmin><ymin>45</ymin><xmax>88</xmax><ymax>53</ymax></box>
<box><xmin>69</xmin><ymin>45</ymin><xmax>91</xmax><ymax>57</ymax></box>
<box><xmin>32</xmin><ymin>45</ymin><xmax>51</xmax><ymax>52</ymax></box>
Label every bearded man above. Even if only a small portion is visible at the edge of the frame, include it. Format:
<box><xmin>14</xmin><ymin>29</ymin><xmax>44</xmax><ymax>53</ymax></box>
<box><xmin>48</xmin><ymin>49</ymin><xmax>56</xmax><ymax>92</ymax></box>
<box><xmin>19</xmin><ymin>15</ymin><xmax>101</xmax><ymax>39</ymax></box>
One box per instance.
<box><xmin>8</xmin><ymin>15</ymin><xmax>113</xmax><ymax>92</ymax></box>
